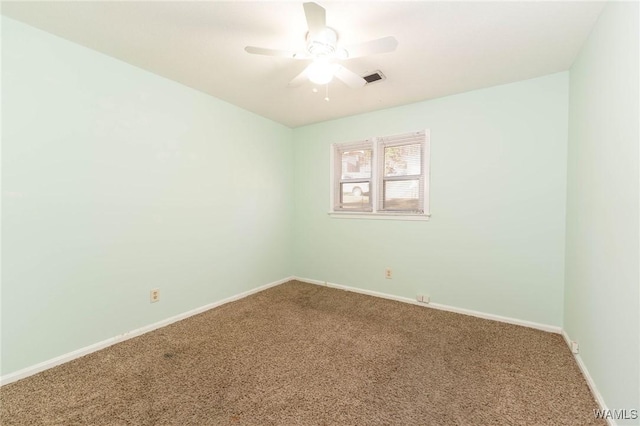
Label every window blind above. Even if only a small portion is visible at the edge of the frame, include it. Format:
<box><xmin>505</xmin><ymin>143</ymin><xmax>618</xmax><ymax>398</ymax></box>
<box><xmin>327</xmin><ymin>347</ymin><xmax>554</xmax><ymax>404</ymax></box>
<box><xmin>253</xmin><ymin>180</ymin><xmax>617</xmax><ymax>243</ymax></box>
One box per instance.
<box><xmin>377</xmin><ymin>132</ymin><xmax>425</xmax><ymax>213</ymax></box>
<box><xmin>331</xmin><ymin>130</ymin><xmax>429</xmax><ymax>218</ymax></box>
<box><xmin>334</xmin><ymin>141</ymin><xmax>373</xmax><ymax>212</ymax></box>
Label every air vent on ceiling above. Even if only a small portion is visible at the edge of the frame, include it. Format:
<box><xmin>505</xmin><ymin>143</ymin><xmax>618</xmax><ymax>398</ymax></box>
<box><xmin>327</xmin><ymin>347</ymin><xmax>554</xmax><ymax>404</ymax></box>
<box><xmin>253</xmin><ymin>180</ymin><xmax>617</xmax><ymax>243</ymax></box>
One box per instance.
<box><xmin>362</xmin><ymin>70</ymin><xmax>386</xmax><ymax>85</ymax></box>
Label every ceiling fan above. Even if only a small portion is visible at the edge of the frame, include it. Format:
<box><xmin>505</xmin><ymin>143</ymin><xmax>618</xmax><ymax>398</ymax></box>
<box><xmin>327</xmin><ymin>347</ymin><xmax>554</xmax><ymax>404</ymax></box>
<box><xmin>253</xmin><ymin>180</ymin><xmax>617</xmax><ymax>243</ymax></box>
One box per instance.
<box><xmin>244</xmin><ymin>2</ymin><xmax>398</xmax><ymax>89</ymax></box>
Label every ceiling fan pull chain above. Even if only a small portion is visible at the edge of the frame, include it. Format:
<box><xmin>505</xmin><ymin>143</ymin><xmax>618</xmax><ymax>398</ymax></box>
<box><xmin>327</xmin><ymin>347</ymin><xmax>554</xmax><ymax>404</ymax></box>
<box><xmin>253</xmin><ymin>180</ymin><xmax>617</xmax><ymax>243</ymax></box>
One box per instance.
<box><xmin>324</xmin><ymin>84</ymin><xmax>330</xmax><ymax>102</ymax></box>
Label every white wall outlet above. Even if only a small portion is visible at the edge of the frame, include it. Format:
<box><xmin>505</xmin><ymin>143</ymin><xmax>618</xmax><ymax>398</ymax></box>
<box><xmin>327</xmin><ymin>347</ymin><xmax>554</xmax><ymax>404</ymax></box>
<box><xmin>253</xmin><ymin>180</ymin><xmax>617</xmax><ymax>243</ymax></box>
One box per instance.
<box><xmin>570</xmin><ymin>341</ymin><xmax>579</xmax><ymax>354</ymax></box>
<box><xmin>385</xmin><ymin>268</ymin><xmax>392</xmax><ymax>279</ymax></box>
<box><xmin>416</xmin><ymin>294</ymin><xmax>430</xmax><ymax>304</ymax></box>
<box><xmin>150</xmin><ymin>289</ymin><xmax>160</xmax><ymax>303</ymax></box>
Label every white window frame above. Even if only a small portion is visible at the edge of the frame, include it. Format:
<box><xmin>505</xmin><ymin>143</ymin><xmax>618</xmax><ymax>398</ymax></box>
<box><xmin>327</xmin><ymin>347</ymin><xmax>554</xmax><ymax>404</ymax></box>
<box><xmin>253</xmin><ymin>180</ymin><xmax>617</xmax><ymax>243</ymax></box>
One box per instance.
<box><xmin>329</xmin><ymin>130</ymin><xmax>431</xmax><ymax>221</ymax></box>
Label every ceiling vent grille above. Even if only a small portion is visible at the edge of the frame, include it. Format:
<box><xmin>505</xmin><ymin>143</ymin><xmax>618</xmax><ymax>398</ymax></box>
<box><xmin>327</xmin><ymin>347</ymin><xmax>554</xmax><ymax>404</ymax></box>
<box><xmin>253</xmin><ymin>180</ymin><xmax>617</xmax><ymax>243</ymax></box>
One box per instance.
<box><xmin>362</xmin><ymin>70</ymin><xmax>386</xmax><ymax>85</ymax></box>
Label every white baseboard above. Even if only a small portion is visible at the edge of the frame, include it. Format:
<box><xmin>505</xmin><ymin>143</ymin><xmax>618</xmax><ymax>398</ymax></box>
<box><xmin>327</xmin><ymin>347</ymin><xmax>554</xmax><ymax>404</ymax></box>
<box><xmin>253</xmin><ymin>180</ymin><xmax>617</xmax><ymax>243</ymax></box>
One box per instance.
<box><xmin>3</xmin><ymin>274</ymin><xmax>611</xmax><ymax>426</ymax></box>
<box><xmin>295</xmin><ymin>276</ymin><xmax>615</xmax><ymax>424</ymax></box>
<box><xmin>294</xmin><ymin>276</ymin><xmax>562</xmax><ymax>334</ymax></box>
<box><xmin>561</xmin><ymin>330</ymin><xmax>615</xmax><ymax>426</ymax></box>
<box><xmin>0</xmin><ymin>276</ymin><xmax>294</xmax><ymax>387</ymax></box>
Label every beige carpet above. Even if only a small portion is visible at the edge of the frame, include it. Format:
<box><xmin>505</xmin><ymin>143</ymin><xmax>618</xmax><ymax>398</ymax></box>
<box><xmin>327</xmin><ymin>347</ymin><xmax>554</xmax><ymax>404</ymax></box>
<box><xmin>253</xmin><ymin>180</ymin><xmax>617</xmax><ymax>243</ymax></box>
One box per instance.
<box><xmin>1</xmin><ymin>281</ymin><xmax>603</xmax><ymax>425</ymax></box>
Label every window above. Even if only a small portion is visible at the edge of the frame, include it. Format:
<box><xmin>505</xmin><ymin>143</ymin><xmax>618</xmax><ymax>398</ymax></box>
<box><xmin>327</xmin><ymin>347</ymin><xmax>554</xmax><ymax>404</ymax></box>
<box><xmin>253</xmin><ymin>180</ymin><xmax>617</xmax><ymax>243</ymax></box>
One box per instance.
<box><xmin>330</xmin><ymin>130</ymin><xmax>430</xmax><ymax>220</ymax></box>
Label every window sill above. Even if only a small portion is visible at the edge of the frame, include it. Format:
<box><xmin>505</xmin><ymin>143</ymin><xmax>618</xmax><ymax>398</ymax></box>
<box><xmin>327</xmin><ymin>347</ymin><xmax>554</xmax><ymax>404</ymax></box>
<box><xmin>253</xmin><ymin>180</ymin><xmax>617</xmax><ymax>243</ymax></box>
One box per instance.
<box><xmin>328</xmin><ymin>212</ymin><xmax>431</xmax><ymax>221</ymax></box>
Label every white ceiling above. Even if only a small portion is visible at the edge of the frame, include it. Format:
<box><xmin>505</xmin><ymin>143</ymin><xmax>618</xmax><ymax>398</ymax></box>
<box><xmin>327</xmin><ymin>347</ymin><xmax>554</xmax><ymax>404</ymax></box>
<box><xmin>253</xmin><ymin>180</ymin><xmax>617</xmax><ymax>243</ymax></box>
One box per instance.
<box><xmin>2</xmin><ymin>1</ymin><xmax>605</xmax><ymax>128</ymax></box>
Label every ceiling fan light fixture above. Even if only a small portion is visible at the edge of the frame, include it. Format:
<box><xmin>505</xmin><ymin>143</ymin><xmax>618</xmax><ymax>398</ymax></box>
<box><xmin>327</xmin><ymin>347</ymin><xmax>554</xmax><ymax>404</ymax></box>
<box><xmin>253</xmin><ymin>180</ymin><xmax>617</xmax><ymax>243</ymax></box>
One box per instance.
<box><xmin>307</xmin><ymin>59</ymin><xmax>335</xmax><ymax>85</ymax></box>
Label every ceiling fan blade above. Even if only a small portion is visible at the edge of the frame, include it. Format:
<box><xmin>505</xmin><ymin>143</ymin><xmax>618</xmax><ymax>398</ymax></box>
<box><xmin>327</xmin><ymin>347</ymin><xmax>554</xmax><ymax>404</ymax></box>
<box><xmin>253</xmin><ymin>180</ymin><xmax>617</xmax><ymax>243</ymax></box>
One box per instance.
<box><xmin>303</xmin><ymin>2</ymin><xmax>326</xmax><ymax>38</ymax></box>
<box><xmin>245</xmin><ymin>46</ymin><xmax>302</xmax><ymax>59</ymax></box>
<box><xmin>344</xmin><ymin>36</ymin><xmax>398</xmax><ymax>59</ymax></box>
<box><xmin>334</xmin><ymin>65</ymin><xmax>366</xmax><ymax>89</ymax></box>
<box><xmin>287</xmin><ymin>65</ymin><xmax>311</xmax><ymax>88</ymax></box>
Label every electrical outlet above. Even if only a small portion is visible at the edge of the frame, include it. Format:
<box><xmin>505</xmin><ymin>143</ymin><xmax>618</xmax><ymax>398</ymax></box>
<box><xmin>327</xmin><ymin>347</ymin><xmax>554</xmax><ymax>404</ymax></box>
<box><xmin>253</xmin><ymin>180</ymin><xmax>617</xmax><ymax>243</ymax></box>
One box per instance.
<box><xmin>385</xmin><ymin>268</ymin><xmax>392</xmax><ymax>279</ymax></box>
<box><xmin>150</xmin><ymin>289</ymin><xmax>160</xmax><ymax>303</ymax></box>
<box><xmin>570</xmin><ymin>341</ymin><xmax>579</xmax><ymax>354</ymax></box>
<box><xmin>416</xmin><ymin>294</ymin><xmax>430</xmax><ymax>304</ymax></box>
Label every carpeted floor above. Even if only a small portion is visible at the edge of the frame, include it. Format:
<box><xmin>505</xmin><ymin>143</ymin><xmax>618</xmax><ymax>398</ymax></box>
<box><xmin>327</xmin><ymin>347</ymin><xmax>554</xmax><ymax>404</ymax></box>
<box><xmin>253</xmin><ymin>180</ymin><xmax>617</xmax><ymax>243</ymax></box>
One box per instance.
<box><xmin>1</xmin><ymin>281</ymin><xmax>603</xmax><ymax>425</ymax></box>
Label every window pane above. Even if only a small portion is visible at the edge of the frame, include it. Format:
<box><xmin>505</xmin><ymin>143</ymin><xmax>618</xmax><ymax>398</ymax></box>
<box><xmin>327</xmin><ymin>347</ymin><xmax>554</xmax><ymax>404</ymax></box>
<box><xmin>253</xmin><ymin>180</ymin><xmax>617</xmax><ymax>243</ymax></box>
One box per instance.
<box><xmin>340</xmin><ymin>182</ymin><xmax>371</xmax><ymax>210</ymax></box>
<box><xmin>384</xmin><ymin>144</ymin><xmax>421</xmax><ymax>177</ymax></box>
<box><xmin>383</xmin><ymin>180</ymin><xmax>420</xmax><ymax>211</ymax></box>
<box><xmin>341</xmin><ymin>149</ymin><xmax>372</xmax><ymax>179</ymax></box>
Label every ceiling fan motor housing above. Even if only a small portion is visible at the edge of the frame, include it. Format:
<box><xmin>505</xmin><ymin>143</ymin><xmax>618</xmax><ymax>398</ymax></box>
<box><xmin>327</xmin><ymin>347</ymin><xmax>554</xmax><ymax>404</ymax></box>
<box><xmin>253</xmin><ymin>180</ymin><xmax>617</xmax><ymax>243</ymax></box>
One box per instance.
<box><xmin>306</xmin><ymin>27</ymin><xmax>338</xmax><ymax>57</ymax></box>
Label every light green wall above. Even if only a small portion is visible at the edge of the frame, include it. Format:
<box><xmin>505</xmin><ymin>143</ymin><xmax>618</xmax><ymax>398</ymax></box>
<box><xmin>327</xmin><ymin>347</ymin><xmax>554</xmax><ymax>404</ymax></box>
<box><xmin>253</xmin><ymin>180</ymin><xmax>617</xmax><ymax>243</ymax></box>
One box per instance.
<box><xmin>293</xmin><ymin>73</ymin><xmax>569</xmax><ymax>327</ymax></box>
<box><xmin>565</xmin><ymin>2</ymin><xmax>639</xmax><ymax>420</ymax></box>
<box><xmin>1</xmin><ymin>17</ymin><xmax>293</xmax><ymax>375</ymax></box>
<box><xmin>3</xmin><ymin>5</ymin><xmax>637</xmax><ymax>413</ymax></box>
